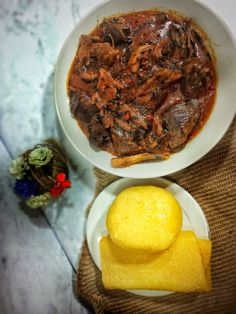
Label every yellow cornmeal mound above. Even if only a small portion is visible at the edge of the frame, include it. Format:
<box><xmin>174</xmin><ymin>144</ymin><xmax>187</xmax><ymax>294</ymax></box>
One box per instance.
<box><xmin>106</xmin><ymin>186</ymin><xmax>182</xmax><ymax>252</ymax></box>
<box><xmin>100</xmin><ymin>231</ymin><xmax>212</xmax><ymax>292</ymax></box>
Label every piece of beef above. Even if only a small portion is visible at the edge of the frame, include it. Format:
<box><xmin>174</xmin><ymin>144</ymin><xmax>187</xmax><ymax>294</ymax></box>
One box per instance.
<box><xmin>95</xmin><ymin>68</ymin><xmax>124</xmax><ymax>108</ymax></box>
<box><xmin>133</xmin><ymin>128</ymin><xmax>147</xmax><ymax>147</ymax></box>
<box><xmin>88</xmin><ymin>42</ymin><xmax>119</xmax><ymax>66</ymax></box>
<box><xmin>99</xmin><ymin>109</ymin><xmax>114</xmax><ymax>129</ymax></box>
<box><xmin>110</xmin><ymin>126</ymin><xmax>142</xmax><ymax>156</ymax></box>
<box><xmin>80</xmin><ymin>71</ymin><xmax>98</xmax><ymax>82</ymax></box>
<box><xmin>69</xmin><ymin>91</ymin><xmax>98</xmax><ymax>122</ymax></box>
<box><xmin>89</xmin><ymin>114</ymin><xmax>111</xmax><ymax>147</ymax></box>
<box><xmin>77</xmin><ymin>35</ymin><xmax>100</xmax><ymax>66</ymax></box>
<box><xmin>128</xmin><ymin>44</ymin><xmax>152</xmax><ymax>72</ymax></box>
<box><xmin>181</xmin><ymin>58</ymin><xmax>210</xmax><ymax>99</ymax></box>
<box><xmin>153</xmin><ymin>88</ymin><xmax>168</xmax><ymax>109</ymax></box>
<box><xmin>152</xmin><ymin>114</ymin><xmax>164</xmax><ymax>137</ymax></box>
<box><xmin>157</xmin><ymin>88</ymin><xmax>184</xmax><ymax>115</ymax></box>
<box><xmin>163</xmin><ymin>100</ymin><xmax>200</xmax><ymax>151</ymax></box>
<box><xmin>169</xmin><ymin>24</ymin><xmax>187</xmax><ymax>59</ymax></box>
<box><xmin>102</xmin><ymin>18</ymin><xmax>132</xmax><ymax>46</ymax></box>
<box><xmin>138</xmin><ymin>67</ymin><xmax>182</xmax><ymax>96</ymax></box>
<box><xmin>190</xmin><ymin>28</ymin><xmax>212</xmax><ymax>63</ymax></box>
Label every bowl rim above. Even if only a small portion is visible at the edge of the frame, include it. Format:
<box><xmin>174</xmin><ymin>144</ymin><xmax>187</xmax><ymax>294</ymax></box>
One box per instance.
<box><xmin>54</xmin><ymin>0</ymin><xmax>236</xmax><ymax>178</ymax></box>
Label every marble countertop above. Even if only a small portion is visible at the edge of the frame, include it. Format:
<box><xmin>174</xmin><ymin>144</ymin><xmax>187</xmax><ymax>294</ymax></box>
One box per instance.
<box><xmin>0</xmin><ymin>0</ymin><xmax>235</xmax><ymax>313</ymax></box>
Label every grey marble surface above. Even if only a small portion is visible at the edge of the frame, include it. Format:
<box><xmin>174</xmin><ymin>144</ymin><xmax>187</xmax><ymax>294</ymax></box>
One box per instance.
<box><xmin>0</xmin><ymin>0</ymin><xmax>236</xmax><ymax>313</ymax></box>
<box><xmin>0</xmin><ymin>0</ymin><xmax>101</xmax><ymax>313</ymax></box>
<box><xmin>0</xmin><ymin>0</ymin><xmax>100</xmax><ymax>270</ymax></box>
<box><xmin>0</xmin><ymin>141</ymin><xmax>87</xmax><ymax>314</ymax></box>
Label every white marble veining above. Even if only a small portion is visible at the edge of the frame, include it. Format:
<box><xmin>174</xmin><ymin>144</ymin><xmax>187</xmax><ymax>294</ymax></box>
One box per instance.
<box><xmin>0</xmin><ymin>0</ymin><xmax>236</xmax><ymax>313</ymax></box>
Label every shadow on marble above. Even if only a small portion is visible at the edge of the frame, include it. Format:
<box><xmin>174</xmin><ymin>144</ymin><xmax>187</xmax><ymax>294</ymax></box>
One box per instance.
<box><xmin>72</xmin><ymin>270</ymin><xmax>94</xmax><ymax>314</ymax></box>
<box><xmin>41</xmin><ymin>72</ymin><xmax>61</xmax><ymax>139</ymax></box>
<box><xmin>19</xmin><ymin>201</ymin><xmax>42</xmax><ymax>219</ymax></box>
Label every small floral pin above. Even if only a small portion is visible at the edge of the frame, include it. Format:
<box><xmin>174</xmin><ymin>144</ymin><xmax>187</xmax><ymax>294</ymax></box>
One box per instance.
<box><xmin>9</xmin><ymin>141</ymin><xmax>71</xmax><ymax>209</ymax></box>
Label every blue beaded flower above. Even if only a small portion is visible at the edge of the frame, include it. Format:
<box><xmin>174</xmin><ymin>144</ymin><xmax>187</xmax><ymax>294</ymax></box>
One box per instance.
<box><xmin>14</xmin><ymin>178</ymin><xmax>39</xmax><ymax>199</ymax></box>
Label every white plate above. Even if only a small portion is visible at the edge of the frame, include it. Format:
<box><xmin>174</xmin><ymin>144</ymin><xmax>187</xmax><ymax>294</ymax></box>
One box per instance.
<box><xmin>54</xmin><ymin>0</ymin><xmax>236</xmax><ymax>178</ymax></box>
<box><xmin>86</xmin><ymin>177</ymin><xmax>210</xmax><ymax>297</ymax></box>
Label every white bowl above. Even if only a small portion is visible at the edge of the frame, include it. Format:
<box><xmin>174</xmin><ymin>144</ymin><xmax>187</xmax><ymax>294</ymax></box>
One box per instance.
<box><xmin>54</xmin><ymin>0</ymin><xmax>236</xmax><ymax>178</ymax></box>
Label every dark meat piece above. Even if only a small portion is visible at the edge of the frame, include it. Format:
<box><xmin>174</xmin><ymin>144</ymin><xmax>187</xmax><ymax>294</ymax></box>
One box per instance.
<box><xmin>132</xmin><ymin>12</ymin><xmax>168</xmax><ymax>44</ymax></box>
<box><xmin>181</xmin><ymin>58</ymin><xmax>210</xmax><ymax>99</ymax></box>
<box><xmin>157</xmin><ymin>88</ymin><xmax>184</xmax><ymax>115</ymax></box>
<box><xmin>97</xmin><ymin>68</ymin><xmax>123</xmax><ymax>92</ymax></box>
<box><xmin>119</xmin><ymin>103</ymin><xmax>150</xmax><ymax>129</ymax></box>
<box><xmin>95</xmin><ymin>68</ymin><xmax>124</xmax><ymax>108</ymax></box>
<box><xmin>133</xmin><ymin>128</ymin><xmax>147</xmax><ymax>147</ymax></box>
<box><xmin>138</xmin><ymin>68</ymin><xmax>182</xmax><ymax>97</ymax></box>
<box><xmin>100</xmin><ymin>109</ymin><xmax>114</xmax><ymax>129</ymax></box>
<box><xmin>111</xmin><ymin>126</ymin><xmax>142</xmax><ymax>156</ymax></box>
<box><xmin>153</xmin><ymin>88</ymin><xmax>168</xmax><ymax>109</ymax></box>
<box><xmin>119</xmin><ymin>103</ymin><xmax>137</xmax><ymax>117</ymax></box>
<box><xmin>89</xmin><ymin>114</ymin><xmax>111</xmax><ymax>147</ymax></box>
<box><xmin>114</xmin><ymin>118</ymin><xmax>132</xmax><ymax>132</ymax></box>
<box><xmin>88</xmin><ymin>42</ymin><xmax>119</xmax><ymax>66</ymax></box>
<box><xmin>121</xmin><ymin>46</ymin><xmax>132</xmax><ymax>63</ymax></box>
<box><xmin>77</xmin><ymin>35</ymin><xmax>100</xmax><ymax>66</ymax></box>
<box><xmin>128</xmin><ymin>44</ymin><xmax>152</xmax><ymax>72</ymax></box>
<box><xmin>163</xmin><ymin>100</ymin><xmax>200</xmax><ymax>151</ymax></box>
<box><xmin>102</xmin><ymin>18</ymin><xmax>132</xmax><ymax>46</ymax></box>
<box><xmin>152</xmin><ymin>38</ymin><xmax>169</xmax><ymax>59</ymax></box>
<box><xmin>69</xmin><ymin>90</ymin><xmax>98</xmax><ymax>122</ymax></box>
<box><xmin>80</xmin><ymin>71</ymin><xmax>98</xmax><ymax>82</ymax></box>
<box><xmin>190</xmin><ymin>29</ymin><xmax>212</xmax><ymax>63</ymax></box>
<box><xmin>152</xmin><ymin>114</ymin><xmax>164</xmax><ymax>137</ymax></box>
<box><xmin>136</xmin><ymin>94</ymin><xmax>155</xmax><ymax>110</ymax></box>
<box><xmin>169</xmin><ymin>20</ymin><xmax>191</xmax><ymax>59</ymax></box>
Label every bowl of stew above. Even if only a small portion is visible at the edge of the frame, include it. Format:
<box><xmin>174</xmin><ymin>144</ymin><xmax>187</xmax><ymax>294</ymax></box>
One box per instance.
<box><xmin>54</xmin><ymin>0</ymin><xmax>236</xmax><ymax>178</ymax></box>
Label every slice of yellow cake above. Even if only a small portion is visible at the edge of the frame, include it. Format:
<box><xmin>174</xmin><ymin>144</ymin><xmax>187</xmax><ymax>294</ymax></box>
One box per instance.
<box><xmin>106</xmin><ymin>186</ymin><xmax>182</xmax><ymax>252</ymax></box>
<box><xmin>100</xmin><ymin>231</ymin><xmax>211</xmax><ymax>292</ymax></box>
<box><xmin>198</xmin><ymin>238</ymin><xmax>212</xmax><ymax>289</ymax></box>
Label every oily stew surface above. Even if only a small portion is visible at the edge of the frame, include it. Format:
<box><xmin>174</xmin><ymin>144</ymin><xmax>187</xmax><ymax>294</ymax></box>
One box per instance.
<box><xmin>68</xmin><ymin>10</ymin><xmax>216</xmax><ymax>158</ymax></box>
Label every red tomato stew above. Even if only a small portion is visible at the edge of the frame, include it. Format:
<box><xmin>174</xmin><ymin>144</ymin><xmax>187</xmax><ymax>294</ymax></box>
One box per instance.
<box><xmin>67</xmin><ymin>10</ymin><xmax>216</xmax><ymax>165</ymax></box>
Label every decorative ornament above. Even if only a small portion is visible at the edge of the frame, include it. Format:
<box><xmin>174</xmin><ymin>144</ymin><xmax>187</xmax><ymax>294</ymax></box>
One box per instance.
<box><xmin>9</xmin><ymin>156</ymin><xmax>28</xmax><ymax>179</ymax></box>
<box><xmin>14</xmin><ymin>178</ymin><xmax>38</xmax><ymax>198</ymax></box>
<box><xmin>9</xmin><ymin>140</ymin><xmax>71</xmax><ymax>208</ymax></box>
<box><xmin>26</xmin><ymin>193</ymin><xmax>50</xmax><ymax>209</ymax></box>
<box><xmin>50</xmin><ymin>173</ymin><xmax>71</xmax><ymax>198</ymax></box>
<box><xmin>28</xmin><ymin>146</ymin><xmax>53</xmax><ymax>168</ymax></box>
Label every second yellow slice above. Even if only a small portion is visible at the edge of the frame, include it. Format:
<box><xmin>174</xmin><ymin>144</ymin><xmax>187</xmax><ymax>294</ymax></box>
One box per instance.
<box><xmin>100</xmin><ymin>231</ymin><xmax>211</xmax><ymax>292</ymax></box>
<box><xmin>106</xmin><ymin>186</ymin><xmax>182</xmax><ymax>252</ymax></box>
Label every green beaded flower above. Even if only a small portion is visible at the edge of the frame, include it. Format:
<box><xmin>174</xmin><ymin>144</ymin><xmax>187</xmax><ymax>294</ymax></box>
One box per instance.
<box><xmin>9</xmin><ymin>156</ymin><xmax>28</xmax><ymax>179</ymax></box>
<box><xmin>28</xmin><ymin>146</ymin><xmax>53</xmax><ymax>168</ymax></box>
<box><xmin>26</xmin><ymin>192</ymin><xmax>50</xmax><ymax>209</ymax></box>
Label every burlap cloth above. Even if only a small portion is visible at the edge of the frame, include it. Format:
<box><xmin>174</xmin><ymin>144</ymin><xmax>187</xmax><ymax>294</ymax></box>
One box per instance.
<box><xmin>76</xmin><ymin>118</ymin><xmax>236</xmax><ymax>314</ymax></box>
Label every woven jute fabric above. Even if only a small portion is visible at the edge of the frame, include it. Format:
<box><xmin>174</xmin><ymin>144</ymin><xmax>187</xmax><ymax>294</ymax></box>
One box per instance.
<box><xmin>77</xmin><ymin>118</ymin><xmax>236</xmax><ymax>314</ymax></box>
